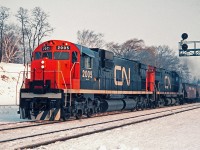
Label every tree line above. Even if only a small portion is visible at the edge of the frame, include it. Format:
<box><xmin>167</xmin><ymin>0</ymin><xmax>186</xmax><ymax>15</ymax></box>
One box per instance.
<box><xmin>0</xmin><ymin>6</ymin><xmax>53</xmax><ymax>64</ymax></box>
<box><xmin>77</xmin><ymin>29</ymin><xmax>195</xmax><ymax>83</ymax></box>
<box><xmin>0</xmin><ymin>6</ymin><xmax>196</xmax><ymax>83</ymax></box>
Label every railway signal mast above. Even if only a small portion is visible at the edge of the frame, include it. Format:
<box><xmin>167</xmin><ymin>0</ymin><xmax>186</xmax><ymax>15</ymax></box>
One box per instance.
<box><xmin>179</xmin><ymin>33</ymin><xmax>200</xmax><ymax>57</ymax></box>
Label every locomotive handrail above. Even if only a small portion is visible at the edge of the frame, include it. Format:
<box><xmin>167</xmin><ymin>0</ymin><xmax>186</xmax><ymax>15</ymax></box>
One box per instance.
<box><xmin>60</xmin><ymin>71</ymin><xmax>67</xmax><ymax>89</ymax></box>
<box><xmin>17</xmin><ymin>70</ymin><xmax>67</xmax><ymax>91</ymax></box>
<box><xmin>16</xmin><ymin>69</ymin><xmax>68</xmax><ymax>106</ymax></box>
<box><xmin>16</xmin><ymin>71</ymin><xmax>24</xmax><ymax>105</ymax></box>
<box><xmin>69</xmin><ymin>62</ymin><xmax>80</xmax><ymax>106</ymax></box>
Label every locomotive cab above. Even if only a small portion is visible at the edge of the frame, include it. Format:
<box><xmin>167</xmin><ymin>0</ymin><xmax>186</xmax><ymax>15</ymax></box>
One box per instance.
<box><xmin>29</xmin><ymin>40</ymin><xmax>81</xmax><ymax>91</ymax></box>
<box><xmin>20</xmin><ymin>40</ymin><xmax>81</xmax><ymax>120</ymax></box>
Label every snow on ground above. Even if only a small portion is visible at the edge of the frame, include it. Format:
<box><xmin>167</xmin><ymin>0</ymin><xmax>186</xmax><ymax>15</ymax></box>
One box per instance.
<box><xmin>0</xmin><ymin>62</ymin><xmax>25</xmax><ymax>105</ymax></box>
<box><xmin>37</xmin><ymin>108</ymin><xmax>200</xmax><ymax>150</ymax></box>
<box><xmin>0</xmin><ymin>106</ymin><xmax>22</xmax><ymax>122</ymax></box>
<box><xmin>0</xmin><ymin>63</ymin><xmax>25</xmax><ymax>122</ymax></box>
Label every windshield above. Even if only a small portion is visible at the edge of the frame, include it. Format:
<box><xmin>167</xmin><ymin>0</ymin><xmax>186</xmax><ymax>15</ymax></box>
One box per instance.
<box><xmin>34</xmin><ymin>52</ymin><xmax>69</xmax><ymax>60</ymax></box>
<box><xmin>42</xmin><ymin>52</ymin><xmax>52</xmax><ymax>59</ymax></box>
<box><xmin>34</xmin><ymin>52</ymin><xmax>41</xmax><ymax>60</ymax></box>
<box><xmin>54</xmin><ymin>52</ymin><xmax>69</xmax><ymax>60</ymax></box>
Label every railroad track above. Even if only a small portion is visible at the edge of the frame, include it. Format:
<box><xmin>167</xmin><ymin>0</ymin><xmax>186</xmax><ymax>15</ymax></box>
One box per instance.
<box><xmin>0</xmin><ymin>103</ymin><xmax>199</xmax><ymax>149</ymax></box>
<box><xmin>0</xmin><ymin>121</ymin><xmax>33</xmax><ymax>126</ymax></box>
<box><xmin>0</xmin><ymin>120</ymin><xmax>60</xmax><ymax>131</ymax></box>
<box><xmin>0</xmin><ymin>103</ymin><xmax>199</xmax><ymax>132</ymax></box>
<box><xmin>0</xmin><ymin>109</ymin><xmax>131</xmax><ymax>131</ymax></box>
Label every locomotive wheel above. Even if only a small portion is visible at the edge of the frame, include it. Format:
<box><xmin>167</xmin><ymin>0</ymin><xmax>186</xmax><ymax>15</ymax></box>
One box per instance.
<box><xmin>140</xmin><ymin>98</ymin><xmax>144</xmax><ymax>110</ymax></box>
<box><xmin>61</xmin><ymin>107</ymin><xmax>71</xmax><ymax>121</ymax></box>
<box><xmin>131</xmin><ymin>106</ymin><xmax>136</xmax><ymax>112</ymax></box>
<box><xmin>135</xmin><ymin>97</ymin><xmax>140</xmax><ymax>111</ymax></box>
<box><xmin>87</xmin><ymin>108</ymin><xmax>93</xmax><ymax>118</ymax></box>
<box><xmin>140</xmin><ymin>103</ymin><xmax>144</xmax><ymax>110</ymax></box>
<box><xmin>76</xmin><ymin>109</ymin><xmax>83</xmax><ymax>119</ymax></box>
<box><xmin>135</xmin><ymin>101</ymin><xmax>140</xmax><ymax>111</ymax></box>
<box><xmin>149</xmin><ymin>99</ymin><xmax>156</xmax><ymax>109</ymax></box>
<box><xmin>140</xmin><ymin>97</ymin><xmax>147</xmax><ymax>110</ymax></box>
<box><xmin>135</xmin><ymin>103</ymin><xmax>140</xmax><ymax>111</ymax></box>
<box><xmin>158</xmin><ymin>98</ymin><xmax>165</xmax><ymax>107</ymax></box>
<box><xmin>61</xmin><ymin>108</ymin><xmax>71</xmax><ymax>121</ymax></box>
<box><xmin>152</xmin><ymin>102</ymin><xmax>156</xmax><ymax>109</ymax></box>
<box><xmin>63</xmin><ymin>113</ymin><xmax>71</xmax><ymax>121</ymax></box>
<box><xmin>175</xmin><ymin>98</ymin><xmax>180</xmax><ymax>105</ymax></box>
<box><xmin>179</xmin><ymin>98</ymin><xmax>184</xmax><ymax>105</ymax></box>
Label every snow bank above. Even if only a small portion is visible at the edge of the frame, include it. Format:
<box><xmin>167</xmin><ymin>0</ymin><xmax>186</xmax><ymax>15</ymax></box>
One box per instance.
<box><xmin>0</xmin><ymin>106</ymin><xmax>22</xmax><ymax>122</ymax></box>
<box><xmin>0</xmin><ymin>62</ymin><xmax>25</xmax><ymax>105</ymax></box>
<box><xmin>42</xmin><ymin>108</ymin><xmax>200</xmax><ymax>150</ymax></box>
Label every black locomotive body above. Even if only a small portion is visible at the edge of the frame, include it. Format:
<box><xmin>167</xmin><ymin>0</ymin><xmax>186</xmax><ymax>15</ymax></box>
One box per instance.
<box><xmin>81</xmin><ymin>48</ymin><xmax>142</xmax><ymax>92</ymax></box>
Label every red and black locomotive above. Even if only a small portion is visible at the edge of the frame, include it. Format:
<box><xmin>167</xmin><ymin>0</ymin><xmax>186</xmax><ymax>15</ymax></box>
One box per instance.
<box><xmin>19</xmin><ymin>40</ymin><xmax>199</xmax><ymax>120</ymax></box>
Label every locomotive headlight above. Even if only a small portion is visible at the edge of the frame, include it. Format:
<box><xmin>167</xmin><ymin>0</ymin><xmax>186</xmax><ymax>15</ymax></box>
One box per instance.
<box><xmin>41</xmin><ymin>60</ymin><xmax>45</xmax><ymax>64</ymax></box>
<box><xmin>41</xmin><ymin>65</ymin><xmax>45</xmax><ymax>69</ymax></box>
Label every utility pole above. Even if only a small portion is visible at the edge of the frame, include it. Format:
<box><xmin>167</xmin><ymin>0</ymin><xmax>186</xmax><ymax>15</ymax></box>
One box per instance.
<box><xmin>179</xmin><ymin>33</ymin><xmax>200</xmax><ymax>57</ymax></box>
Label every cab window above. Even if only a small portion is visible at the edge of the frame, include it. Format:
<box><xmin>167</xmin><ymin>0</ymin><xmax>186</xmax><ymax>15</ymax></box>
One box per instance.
<box><xmin>34</xmin><ymin>52</ymin><xmax>41</xmax><ymax>60</ymax></box>
<box><xmin>42</xmin><ymin>52</ymin><xmax>52</xmax><ymax>59</ymax></box>
<box><xmin>72</xmin><ymin>51</ymin><xmax>78</xmax><ymax>63</ymax></box>
<box><xmin>84</xmin><ymin>56</ymin><xmax>92</xmax><ymax>68</ymax></box>
<box><xmin>54</xmin><ymin>52</ymin><xmax>69</xmax><ymax>60</ymax></box>
<box><xmin>165</xmin><ymin>78</ymin><xmax>169</xmax><ymax>86</ymax></box>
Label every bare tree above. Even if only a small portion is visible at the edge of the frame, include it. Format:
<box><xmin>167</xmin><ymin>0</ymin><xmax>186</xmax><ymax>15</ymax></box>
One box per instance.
<box><xmin>106</xmin><ymin>41</ymin><xmax>122</xmax><ymax>55</ymax></box>
<box><xmin>2</xmin><ymin>24</ymin><xmax>22</xmax><ymax>63</ymax></box>
<box><xmin>192</xmin><ymin>76</ymin><xmax>198</xmax><ymax>84</ymax></box>
<box><xmin>153</xmin><ymin>45</ymin><xmax>192</xmax><ymax>82</ymax></box>
<box><xmin>154</xmin><ymin>45</ymin><xmax>180</xmax><ymax>70</ymax></box>
<box><xmin>31</xmin><ymin>7</ymin><xmax>54</xmax><ymax>49</ymax></box>
<box><xmin>77</xmin><ymin>29</ymin><xmax>104</xmax><ymax>48</ymax></box>
<box><xmin>16</xmin><ymin>7</ymin><xmax>28</xmax><ymax>65</ymax></box>
<box><xmin>178</xmin><ymin>63</ymin><xmax>191</xmax><ymax>83</ymax></box>
<box><xmin>16</xmin><ymin>7</ymin><xmax>54</xmax><ymax>61</ymax></box>
<box><xmin>0</xmin><ymin>6</ymin><xmax>9</xmax><ymax>62</ymax></box>
<box><xmin>106</xmin><ymin>38</ymin><xmax>145</xmax><ymax>60</ymax></box>
<box><xmin>137</xmin><ymin>46</ymin><xmax>156</xmax><ymax>66</ymax></box>
<box><xmin>25</xmin><ymin>23</ymin><xmax>33</xmax><ymax>61</ymax></box>
<box><xmin>106</xmin><ymin>41</ymin><xmax>186</xmax><ymax>74</ymax></box>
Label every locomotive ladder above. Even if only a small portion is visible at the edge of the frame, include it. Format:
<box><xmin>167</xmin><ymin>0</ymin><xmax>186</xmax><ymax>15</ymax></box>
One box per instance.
<box><xmin>69</xmin><ymin>62</ymin><xmax>80</xmax><ymax>107</ymax></box>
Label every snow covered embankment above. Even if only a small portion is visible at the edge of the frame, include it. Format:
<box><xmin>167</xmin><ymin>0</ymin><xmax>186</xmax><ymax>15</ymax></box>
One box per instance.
<box><xmin>0</xmin><ymin>62</ymin><xmax>24</xmax><ymax>105</ymax></box>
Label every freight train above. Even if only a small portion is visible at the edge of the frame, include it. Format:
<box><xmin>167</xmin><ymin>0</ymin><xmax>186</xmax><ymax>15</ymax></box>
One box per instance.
<box><xmin>19</xmin><ymin>40</ymin><xmax>199</xmax><ymax>120</ymax></box>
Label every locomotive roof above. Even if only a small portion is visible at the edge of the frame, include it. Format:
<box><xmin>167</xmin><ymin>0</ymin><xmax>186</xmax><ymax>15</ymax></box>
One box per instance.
<box><xmin>76</xmin><ymin>44</ymin><xmax>95</xmax><ymax>58</ymax></box>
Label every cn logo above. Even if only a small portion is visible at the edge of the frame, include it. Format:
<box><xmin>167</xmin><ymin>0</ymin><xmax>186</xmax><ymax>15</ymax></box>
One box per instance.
<box><xmin>114</xmin><ymin>65</ymin><xmax>130</xmax><ymax>86</ymax></box>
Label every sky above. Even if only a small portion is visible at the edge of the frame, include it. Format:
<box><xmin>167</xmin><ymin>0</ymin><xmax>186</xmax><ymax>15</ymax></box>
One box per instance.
<box><xmin>1</xmin><ymin>0</ymin><xmax>200</xmax><ymax>76</ymax></box>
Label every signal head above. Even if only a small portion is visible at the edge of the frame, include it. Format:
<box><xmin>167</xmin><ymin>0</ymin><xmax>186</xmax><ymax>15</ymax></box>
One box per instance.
<box><xmin>182</xmin><ymin>43</ymin><xmax>188</xmax><ymax>51</ymax></box>
<box><xmin>181</xmin><ymin>33</ymin><xmax>188</xmax><ymax>40</ymax></box>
